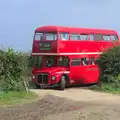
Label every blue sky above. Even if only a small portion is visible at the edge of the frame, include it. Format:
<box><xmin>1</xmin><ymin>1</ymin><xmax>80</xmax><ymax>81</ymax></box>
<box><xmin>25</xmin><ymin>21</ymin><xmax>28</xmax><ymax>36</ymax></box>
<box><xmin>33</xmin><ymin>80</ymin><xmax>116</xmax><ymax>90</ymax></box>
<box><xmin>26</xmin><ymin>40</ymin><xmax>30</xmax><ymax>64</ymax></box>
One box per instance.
<box><xmin>0</xmin><ymin>0</ymin><xmax>120</xmax><ymax>51</ymax></box>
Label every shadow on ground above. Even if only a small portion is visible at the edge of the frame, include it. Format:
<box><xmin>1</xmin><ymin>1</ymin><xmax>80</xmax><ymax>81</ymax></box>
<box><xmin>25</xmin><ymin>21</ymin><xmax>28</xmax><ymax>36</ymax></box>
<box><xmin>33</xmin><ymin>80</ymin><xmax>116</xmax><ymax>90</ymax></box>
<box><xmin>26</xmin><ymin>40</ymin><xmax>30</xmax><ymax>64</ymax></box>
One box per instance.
<box><xmin>28</xmin><ymin>80</ymin><xmax>97</xmax><ymax>91</ymax></box>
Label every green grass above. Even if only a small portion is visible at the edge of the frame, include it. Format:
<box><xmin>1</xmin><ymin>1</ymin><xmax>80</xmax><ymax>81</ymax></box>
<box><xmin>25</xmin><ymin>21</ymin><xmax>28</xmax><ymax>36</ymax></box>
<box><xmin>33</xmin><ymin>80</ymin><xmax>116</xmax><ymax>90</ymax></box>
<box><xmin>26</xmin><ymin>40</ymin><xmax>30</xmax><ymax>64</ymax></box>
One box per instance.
<box><xmin>0</xmin><ymin>91</ymin><xmax>38</xmax><ymax>106</ymax></box>
<box><xmin>90</xmin><ymin>83</ymin><xmax>120</xmax><ymax>94</ymax></box>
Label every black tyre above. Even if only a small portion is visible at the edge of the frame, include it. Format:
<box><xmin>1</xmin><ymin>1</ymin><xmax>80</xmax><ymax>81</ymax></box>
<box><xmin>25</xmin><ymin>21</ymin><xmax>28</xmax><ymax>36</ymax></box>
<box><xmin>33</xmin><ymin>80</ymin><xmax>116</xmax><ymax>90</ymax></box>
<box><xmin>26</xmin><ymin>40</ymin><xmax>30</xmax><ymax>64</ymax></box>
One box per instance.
<box><xmin>59</xmin><ymin>76</ymin><xmax>66</xmax><ymax>90</ymax></box>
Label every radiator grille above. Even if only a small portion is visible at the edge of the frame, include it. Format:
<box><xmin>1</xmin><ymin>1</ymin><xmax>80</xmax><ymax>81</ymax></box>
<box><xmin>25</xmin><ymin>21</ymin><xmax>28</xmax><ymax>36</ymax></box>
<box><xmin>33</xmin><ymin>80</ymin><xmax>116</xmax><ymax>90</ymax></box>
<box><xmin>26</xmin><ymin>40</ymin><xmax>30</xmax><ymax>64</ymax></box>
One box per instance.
<box><xmin>37</xmin><ymin>73</ymin><xmax>49</xmax><ymax>84</ymax></box>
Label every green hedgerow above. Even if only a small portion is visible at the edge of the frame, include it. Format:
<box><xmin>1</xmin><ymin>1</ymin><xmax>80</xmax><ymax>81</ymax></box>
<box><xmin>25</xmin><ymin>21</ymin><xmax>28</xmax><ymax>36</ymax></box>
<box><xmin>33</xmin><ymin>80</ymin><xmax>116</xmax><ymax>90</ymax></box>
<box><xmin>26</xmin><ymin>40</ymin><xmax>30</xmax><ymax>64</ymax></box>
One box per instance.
<box><xmin>96</xmin><ymin>45</ymin><xmax>120</xmax><ymax>88</ymax></box>
<box><xmin>0</xmin><ymin>48</ymin><xmax>30</xmax><ymax>92</ymax></box>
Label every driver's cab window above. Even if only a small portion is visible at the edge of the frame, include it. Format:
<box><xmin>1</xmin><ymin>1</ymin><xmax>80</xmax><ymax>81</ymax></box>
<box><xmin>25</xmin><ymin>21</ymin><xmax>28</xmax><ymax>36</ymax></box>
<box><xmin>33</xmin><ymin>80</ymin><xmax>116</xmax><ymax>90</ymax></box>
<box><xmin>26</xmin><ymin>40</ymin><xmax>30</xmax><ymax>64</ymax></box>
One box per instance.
<box><xmin>32</xmin><ymin>55</ymin><xmax>42</xmax><ymax>67</ymax></box>
<box><xmin>58</xmin><ymin>56</ymin><xmax>69</xmax><ymax>66</ymax></box>
<box><xmin>44</xmin><ymin>56</ymin><xmax>54</xmax><ymax>67</ymax></box>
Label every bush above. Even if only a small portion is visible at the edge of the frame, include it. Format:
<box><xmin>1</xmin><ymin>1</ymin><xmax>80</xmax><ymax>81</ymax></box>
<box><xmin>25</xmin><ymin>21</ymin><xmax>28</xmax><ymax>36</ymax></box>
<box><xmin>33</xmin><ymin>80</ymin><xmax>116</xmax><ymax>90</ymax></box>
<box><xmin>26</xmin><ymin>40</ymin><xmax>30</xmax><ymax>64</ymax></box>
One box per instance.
<box><xmin>96</xmin><ymin>45</ymin><xmax>120</xmax><ymax>89</ymax></box>
<box><xmin>0</xmin><ymin>48</ymin><xmax>30</xmax><ymax>92</ymax></box>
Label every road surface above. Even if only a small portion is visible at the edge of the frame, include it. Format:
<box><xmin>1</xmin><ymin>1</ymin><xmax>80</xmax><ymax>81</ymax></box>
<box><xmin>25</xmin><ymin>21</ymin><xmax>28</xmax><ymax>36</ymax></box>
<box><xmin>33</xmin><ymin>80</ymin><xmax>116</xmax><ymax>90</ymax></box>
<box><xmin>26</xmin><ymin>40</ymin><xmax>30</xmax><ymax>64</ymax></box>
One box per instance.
<box><xmin>1</xmin><ymin>88</ymin><xmax>120</xmax><ymax>120</ymax></box>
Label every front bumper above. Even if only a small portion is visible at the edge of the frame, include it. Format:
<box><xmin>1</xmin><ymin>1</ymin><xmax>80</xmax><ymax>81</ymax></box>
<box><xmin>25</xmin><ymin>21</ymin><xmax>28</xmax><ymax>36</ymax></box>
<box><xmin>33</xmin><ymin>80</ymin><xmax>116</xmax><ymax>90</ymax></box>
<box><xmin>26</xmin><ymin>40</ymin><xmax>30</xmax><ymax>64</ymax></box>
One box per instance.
<box><xmin>39</xmin><ymin>83</ymin><xmax>59</xmax><ymax>88</ymax></box>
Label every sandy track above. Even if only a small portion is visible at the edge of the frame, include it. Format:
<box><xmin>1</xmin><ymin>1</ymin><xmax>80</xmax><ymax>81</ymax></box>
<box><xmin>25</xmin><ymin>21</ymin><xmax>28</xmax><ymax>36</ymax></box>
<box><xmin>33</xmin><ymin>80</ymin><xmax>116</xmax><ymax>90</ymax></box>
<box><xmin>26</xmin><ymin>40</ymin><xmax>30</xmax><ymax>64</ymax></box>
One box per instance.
<box><xmin>30</xmin><ymin>88</ymin><xmax>120</xmax><ymax>104</ymax></box>
<box><xmin>30</xmin><ymin>88</ymin><xmax>120</xmax><ymax>120</ymax></box>
<box><xmin>1</xmin><ymin>88</ymin><xmax>120</xmax><ymax>120</ymax></box>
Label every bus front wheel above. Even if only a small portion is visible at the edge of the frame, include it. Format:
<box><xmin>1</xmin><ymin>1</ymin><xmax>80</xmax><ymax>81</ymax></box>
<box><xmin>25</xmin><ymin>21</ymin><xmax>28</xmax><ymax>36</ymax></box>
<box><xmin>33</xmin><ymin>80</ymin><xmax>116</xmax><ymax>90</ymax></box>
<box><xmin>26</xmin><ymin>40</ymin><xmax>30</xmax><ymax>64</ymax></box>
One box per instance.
<box><xmin>59</xmin><ymin>76</ymin><xmax>66</xmax><ymax>90</ymax></box>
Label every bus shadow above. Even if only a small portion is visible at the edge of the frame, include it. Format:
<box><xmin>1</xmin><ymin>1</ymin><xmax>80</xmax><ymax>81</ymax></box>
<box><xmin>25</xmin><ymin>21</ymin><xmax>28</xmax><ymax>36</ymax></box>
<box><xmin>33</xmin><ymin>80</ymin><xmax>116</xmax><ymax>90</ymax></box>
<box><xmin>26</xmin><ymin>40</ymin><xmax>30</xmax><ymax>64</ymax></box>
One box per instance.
<box><xmin>28</xmin><ymin>80</ymin><xmax>97</xmax><ymax>90</ymax></box>
<box><xmin>54</xmin><ymin>83</ymin><xmax>97</xmax><ymax>90</ymax></box>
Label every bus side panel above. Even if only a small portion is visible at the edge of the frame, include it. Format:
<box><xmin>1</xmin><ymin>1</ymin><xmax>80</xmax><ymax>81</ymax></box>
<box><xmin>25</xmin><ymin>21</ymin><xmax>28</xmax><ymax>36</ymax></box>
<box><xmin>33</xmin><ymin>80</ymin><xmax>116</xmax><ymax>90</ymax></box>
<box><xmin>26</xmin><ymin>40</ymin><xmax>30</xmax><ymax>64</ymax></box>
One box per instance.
<box><xmin>58</xmin><ymin>41</ymin><xmax>114</xmax><ymax>54</ymax></box>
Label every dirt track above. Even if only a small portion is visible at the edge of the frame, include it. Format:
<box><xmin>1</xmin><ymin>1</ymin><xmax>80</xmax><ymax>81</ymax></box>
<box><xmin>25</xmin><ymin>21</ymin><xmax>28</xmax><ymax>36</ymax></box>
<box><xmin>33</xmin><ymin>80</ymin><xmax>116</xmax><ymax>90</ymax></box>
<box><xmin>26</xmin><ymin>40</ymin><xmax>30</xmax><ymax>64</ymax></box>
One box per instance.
<box><xmin>1</xmin><ymin>88</ymin><xmax>120</xmax><ymax>120</ymax></box>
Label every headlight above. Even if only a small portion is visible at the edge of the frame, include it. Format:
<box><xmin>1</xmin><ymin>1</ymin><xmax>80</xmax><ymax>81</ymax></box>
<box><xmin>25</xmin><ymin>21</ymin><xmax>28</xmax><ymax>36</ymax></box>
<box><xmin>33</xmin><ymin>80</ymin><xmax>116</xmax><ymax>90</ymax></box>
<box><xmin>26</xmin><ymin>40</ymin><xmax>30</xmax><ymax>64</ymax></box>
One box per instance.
<box><xmin>52</xmin><ymin>76</ymin><xmax>56</xmax><ymax>80</ymax></box>
<box><xmin>32</xmin><ymin>75</ymin><xmax>35</xmax><ymax>79</ymax></box>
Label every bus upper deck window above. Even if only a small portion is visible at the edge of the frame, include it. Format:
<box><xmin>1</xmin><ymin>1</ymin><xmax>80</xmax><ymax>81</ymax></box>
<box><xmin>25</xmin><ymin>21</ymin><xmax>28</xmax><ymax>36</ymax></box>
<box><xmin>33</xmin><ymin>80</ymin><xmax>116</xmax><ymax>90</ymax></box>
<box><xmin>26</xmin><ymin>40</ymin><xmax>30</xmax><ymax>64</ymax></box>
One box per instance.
<box><xmin>110</xmin><ymin>35</ymin><xmax>118</xmax><ymax>41</ymax></box>
<box><xmin>70</xmin><ymin>34</ymin><xmax>79</xmax><ymax>40</ymax></box>
<box><xmin>89</xmin><ymin>34</ymin><xmax>94</xmax><ymax>41</ymax></box>
<box><xmin>94</xmin><ymin>34</ymin><xmax>103</xmax><ymax>41</ymax></box>
<box><xmin>34</xmin><ymin>33</ymin><xmax>44</xmax><ymax>40</ymax></box>
<box><xmin>59</xmin><ymin>33</ymin><xmax>69</xmax><ymax>40</ymax></box>
<box><xmin>45</xmin><ymin>33</ymin><xmax>57</xmax><ymax>40</ymax></box>
<box><xmin>80</xmin><ymin>34</ymin><xmax>89</xmax><ymax>41</ymax></box>
<box><xmin>103</xmin><ymin>35</ymin><xmax>111</xmax><ymax>41</ymax></box>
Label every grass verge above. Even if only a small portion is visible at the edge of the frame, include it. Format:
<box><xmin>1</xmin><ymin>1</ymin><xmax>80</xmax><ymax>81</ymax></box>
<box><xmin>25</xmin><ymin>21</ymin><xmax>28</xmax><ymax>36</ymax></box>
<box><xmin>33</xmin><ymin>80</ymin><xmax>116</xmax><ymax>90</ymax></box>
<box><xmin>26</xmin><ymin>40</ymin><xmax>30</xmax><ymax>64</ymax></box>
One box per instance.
<box><xmin>0</xmin><ymin>91</ymin><xmax>38</xmax><ymax>106</ymax></box>
<box><xmin>89</xmin><ymin>83</ymin><xmax>120</xmax><ymax>94</ymax></box>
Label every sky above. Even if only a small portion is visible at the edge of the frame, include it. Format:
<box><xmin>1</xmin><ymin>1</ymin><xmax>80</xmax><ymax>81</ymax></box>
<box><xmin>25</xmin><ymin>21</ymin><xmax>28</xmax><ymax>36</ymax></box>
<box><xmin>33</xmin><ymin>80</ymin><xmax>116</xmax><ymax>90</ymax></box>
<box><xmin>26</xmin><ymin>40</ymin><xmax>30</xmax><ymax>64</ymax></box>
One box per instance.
<box><xmin>0</xmin><ymin>0</ymin><xmax>120</xmax><ymax>52</ymax></box>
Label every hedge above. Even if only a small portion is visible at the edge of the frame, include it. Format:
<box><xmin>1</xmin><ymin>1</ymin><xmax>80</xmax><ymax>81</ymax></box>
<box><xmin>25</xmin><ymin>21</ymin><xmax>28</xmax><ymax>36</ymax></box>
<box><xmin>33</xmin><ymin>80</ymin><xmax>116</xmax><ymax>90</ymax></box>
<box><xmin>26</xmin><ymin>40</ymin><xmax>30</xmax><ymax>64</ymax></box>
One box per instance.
<box><xmin>0</xmin><ymin>48</ymin><xmax>30</xmax><ymax>92</ymax></box>
<box><xmin>96</xmin><ymin>45</ymin><xmax>120</xmax><ymax>88</ymax></box>
<box><xmin>1</xmin><ymin>44</ymin><xmax>120</xmax><ymax>92</ymax></box>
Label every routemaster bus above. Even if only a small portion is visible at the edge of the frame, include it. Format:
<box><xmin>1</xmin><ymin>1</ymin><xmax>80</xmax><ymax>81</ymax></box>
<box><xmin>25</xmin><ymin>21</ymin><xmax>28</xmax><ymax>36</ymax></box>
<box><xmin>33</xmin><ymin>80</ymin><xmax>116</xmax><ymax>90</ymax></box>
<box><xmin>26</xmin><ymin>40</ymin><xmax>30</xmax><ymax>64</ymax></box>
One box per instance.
<box><xmin>31</xmin><ymin>25</ymin><xmax>120</xmax><ymax>90</ymax></box>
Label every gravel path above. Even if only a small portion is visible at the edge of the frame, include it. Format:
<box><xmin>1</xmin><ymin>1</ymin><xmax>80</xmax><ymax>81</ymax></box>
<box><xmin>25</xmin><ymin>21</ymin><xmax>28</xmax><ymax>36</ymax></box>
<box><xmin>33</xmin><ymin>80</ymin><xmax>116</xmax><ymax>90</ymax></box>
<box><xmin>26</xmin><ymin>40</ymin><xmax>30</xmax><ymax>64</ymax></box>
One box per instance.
<box><xmin>1</xmin><ymin>88</ymin><xmax>120</xmax><ymax>120</ymax></box>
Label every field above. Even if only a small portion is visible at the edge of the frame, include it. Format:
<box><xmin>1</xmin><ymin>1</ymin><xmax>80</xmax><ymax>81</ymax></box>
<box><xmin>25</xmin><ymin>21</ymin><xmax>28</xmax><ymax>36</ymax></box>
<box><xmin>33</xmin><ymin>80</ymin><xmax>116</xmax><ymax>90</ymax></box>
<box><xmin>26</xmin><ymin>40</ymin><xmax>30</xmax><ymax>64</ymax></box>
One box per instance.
<box><xmin>0</xmin><ymin>88</ymin><xmax>120</xmax><ymax>120</ymax></box>
<box><xmin>0</xmin><ymin>91</ymin><xmax>38</xmax><ymax>106</ymax></box>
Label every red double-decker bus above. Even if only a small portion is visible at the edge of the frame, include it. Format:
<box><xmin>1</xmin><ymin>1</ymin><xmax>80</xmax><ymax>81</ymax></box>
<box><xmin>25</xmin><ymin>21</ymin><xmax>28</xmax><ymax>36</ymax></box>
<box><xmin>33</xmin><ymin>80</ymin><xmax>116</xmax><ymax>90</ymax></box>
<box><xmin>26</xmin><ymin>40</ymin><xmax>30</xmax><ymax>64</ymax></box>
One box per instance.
<box><xmin>31</xmin><ymin>25</ymin><xmax>120</xmax><ymax>90</ymax></box>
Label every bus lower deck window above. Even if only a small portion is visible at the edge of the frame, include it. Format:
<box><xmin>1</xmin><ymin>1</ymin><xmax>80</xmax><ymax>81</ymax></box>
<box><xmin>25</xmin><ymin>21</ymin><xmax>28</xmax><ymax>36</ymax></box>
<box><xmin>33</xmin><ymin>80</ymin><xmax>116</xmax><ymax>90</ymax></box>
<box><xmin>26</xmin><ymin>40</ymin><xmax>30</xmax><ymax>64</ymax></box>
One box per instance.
<box><xmin>71</xmin><ymin>59</ymin><xmax>81</xmax><ymax>66</ymax></box>
<box><xmin>90</xmin><ymin>57</ymin><xmax>95</xmax><ymax>65</ymax></box>
<box><xmin>81</xmin><ymin>58</ymin><xmax>89</xmax><ymax>65</ymax></box>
